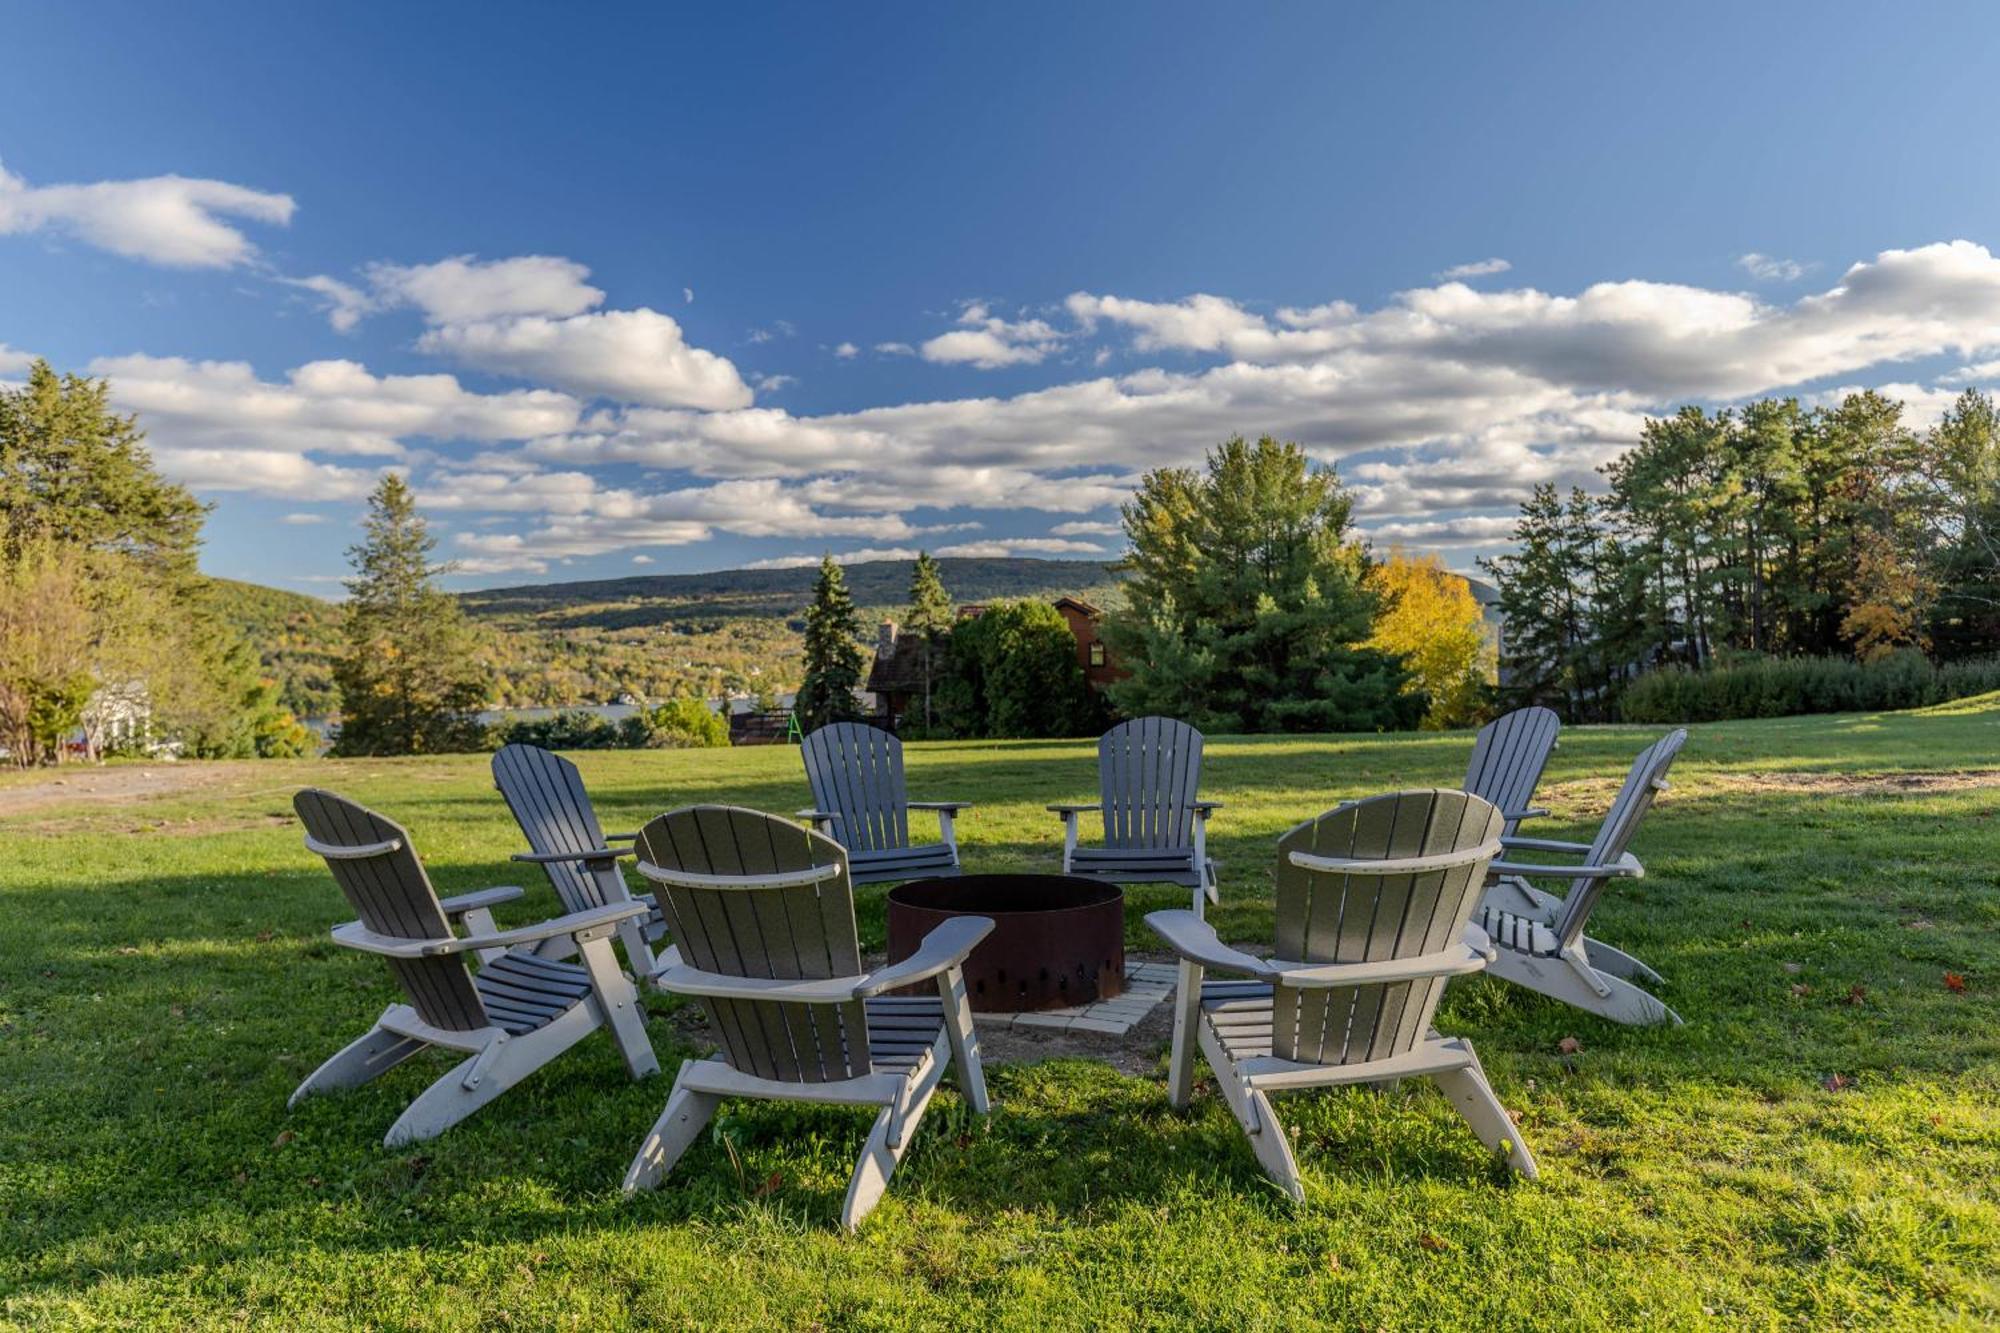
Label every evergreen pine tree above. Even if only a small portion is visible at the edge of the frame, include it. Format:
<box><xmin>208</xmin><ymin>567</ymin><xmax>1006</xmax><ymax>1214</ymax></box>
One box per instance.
<box><xmin>1103</xmin><ymin>435</ymin><xmax>1417</xmax><ymax>732</ymax></box>
<box><xmin>904</xmin><ymin>551</ymin><xmax>954</xmax><ymax>730</ymax></box>
<box><xmin>795</xmin><ymin>555</ymin><xmax>865</xmax><ymax>732</ymax></box>
<box><xmin>331</xmin><ymin>475</ymin><xmax>490</xmax><ymax>755</ymax></box>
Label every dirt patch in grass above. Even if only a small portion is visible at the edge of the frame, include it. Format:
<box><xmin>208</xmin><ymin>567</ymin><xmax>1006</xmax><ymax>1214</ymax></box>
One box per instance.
<box><xmin>1544</xmin><ymin>768</ymin><xmax>2000</xmax><ymax>811</ymax></box>
<box><xmin>0</xmin><ymin>764</ymin><xmax>251</xmax><ymax>817</ymax></box>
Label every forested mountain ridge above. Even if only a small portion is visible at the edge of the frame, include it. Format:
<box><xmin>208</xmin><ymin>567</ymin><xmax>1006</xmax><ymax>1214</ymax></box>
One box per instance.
<box><xmin>213</xmin><ymin>558</ymin><xmax>1127</xmax><ymax>715</ymax></box>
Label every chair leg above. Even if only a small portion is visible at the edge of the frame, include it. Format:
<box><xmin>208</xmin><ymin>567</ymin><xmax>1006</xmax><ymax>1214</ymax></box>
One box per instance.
<box><xmin>1166</xmin><ymin>960</ymin><xmax>1204</xmax><ymax>1108</ymax></box>
<box><xmin>577</xmin><ymin>934</ymin><xmax>660</xmax><ymax>1080</ymax></box>
<box><xmin>1583</xmin><ymin>936</ymin><xmax>1663</xmax><ymax>985</ymax></box>
<box><xmin>289</xmin><ymin>1023</ymin><xmax>426</xmax><ymax>1108</ymax></box>
<box><xmin>383</xmin><ymin>1006</ymin><xmax>597</xmax><ymax>1147</ymax></box>
<box><xmin>841</xmin><ymin>1059</ymin><xmax>946</xmax><ymax>1231</ymax></box>
<box><xmin>1485</xmin><ymin>947</ymin><xmax>1682</xmax><ymax>1026</ymax></box>
<box><xmin>1430</xmin><ymin>1038</ymin><xmax>1538</xmax><ymax>1179</ymax></box>
<box><xmin>936</xmin><ymin>967</ymin><xmax>989</xmax><ymax>1115</ymax></box>
<box><xmin>1198</xmin><ymin>1023</ymin><xmax>1305</xmax><ymax>1201</ymax></box>
<box><xmin>624</xmin><ymin>1065</ymin><xmax>722</xmax><ymax>1193</ymax></box>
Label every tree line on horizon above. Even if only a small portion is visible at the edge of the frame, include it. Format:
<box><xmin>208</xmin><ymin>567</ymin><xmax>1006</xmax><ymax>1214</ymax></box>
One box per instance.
<box><xmin>792</xmin><ymin>435</ymin><xmax>1496</xmax><ymax>739</ymax></box>
<box><xmin>1485</xmin><ymin>387</ymin><xmax>2000</xmax><ymax>721</ymax></box>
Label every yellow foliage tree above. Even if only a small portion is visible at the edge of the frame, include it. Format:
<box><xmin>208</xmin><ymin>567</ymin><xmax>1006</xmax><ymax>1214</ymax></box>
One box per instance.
<box><xmin>1364</xmin><ymin>548</ymin><xmax>1496</xmax><ymax>730</ymax></box>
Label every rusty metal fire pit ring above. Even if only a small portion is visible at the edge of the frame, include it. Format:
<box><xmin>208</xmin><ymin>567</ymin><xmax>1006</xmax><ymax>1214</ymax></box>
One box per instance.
<box><xmin>885</xmin><ymin>874</ymin><xmax>1125</xmax><ymax>1013</ymax></box>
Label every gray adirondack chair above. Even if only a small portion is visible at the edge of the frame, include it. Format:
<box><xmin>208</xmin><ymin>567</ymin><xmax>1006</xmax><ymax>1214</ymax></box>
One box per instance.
<box><xmin>623</xmin><ymin>805</ymin><xmax>992</xmax><ymax>1230</ymax></box>
<box><xmin>491</xmin><ymin>743</ymin><xmax>665</xmax><ymax>977</ymax></box>
<box><xmin>1477</xmin><ymin>729</ymin><xmax>1688</xmax><ymax>1026</ymax></box>
<box><xmin>1463</xmin><ymin>706</ymin><xmax>1561</xmax><ymax>837</ymax></box>
<box><xmin>1049</xmin><ymin>716</ymin><xmax>1219</xmax><ymax>912</ymax></box>
<box><xmin>799</xmin><ymin>722</ymin><xmax>969</xmax><ymax>886</ymax></box>
<box><xmin>289</xmin><ymin>789</ymin><xmax>658</xmax><ymax>1146</ymax></box>
<box><xmin>1146</xmin><ymin>789</ymin><xmax>1534</xmax><ymax>1198</ymax></box>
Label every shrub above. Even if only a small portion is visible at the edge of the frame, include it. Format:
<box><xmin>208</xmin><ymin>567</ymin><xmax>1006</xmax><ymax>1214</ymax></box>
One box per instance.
<box><xmin>1618</xmin><ymin>650</ymin><xmax>2000</xmax><ymax>723</ymax></box>
<box><xmin>626</xmin><ymin>697</ymin><xmax>729</xmax><ymax>749</ymax></box>
<box><xmin>497</xmin><ymin>709</ymin><xmax>622</xmax><ymax>750</ymax></box>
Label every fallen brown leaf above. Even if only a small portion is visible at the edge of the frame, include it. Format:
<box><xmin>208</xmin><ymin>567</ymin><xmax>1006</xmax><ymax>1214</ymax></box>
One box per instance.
<box><xmin>1844</xmin><ymin>984</ymin><xmax>1867</xmax><ymax>1006</ymax></box>
<box><xmin>1822</xmin><ymin>1073</ymin><xmax>1852</xmax><ymax>1092</ymax></box>
<box><xmin>1418</xmin><ymin>1233</ymin><xmax>1448</xmax><ymax>1252</ymax></box>
<box><xmin>1556</xmin><ymin>1036</ymin><xmax>1582</xmax><ymax>1055</ymax></box>
<box><xmin>1944</xmin><ymin>972</ymin><xmax>1968</xmax><ymax>993</ymax></box>
<box><xmin>1790</xmin><ymin>983</ymin><xmax>1813</xmax><ymax>997</ymax></box>
<box><xmin>752</xmin><ymin>1170</ymin><xmax>783</xmax><ymax>1199</ymax></box>
<box><xmin>271</xmin><ymin>1130</ymin><xmax>295</xmax><ymax>1149</ymax></box>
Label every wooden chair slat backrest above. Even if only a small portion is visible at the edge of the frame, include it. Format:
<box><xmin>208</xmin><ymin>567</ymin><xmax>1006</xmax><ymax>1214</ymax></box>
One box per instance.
<box><xmin>1463</xmin><ymin>706</ymin><xmax>1561</xmax><ymax>836</ymax></box>
<box><xmin>636</xmin><ymin>805</ymin><xmax>872</xmax><ymax>1083</ymax></box>
<box><xmin>802</xmin><ymin>722</ymin><xmax>912</xmax><ymax>854</ymax></box>
<box><xmin>293</xmin><ymin>789</ymin><xmax>489</xmax><ymax>1033</ymax></box>
<box><xmin>1271</xmin><ymin>789</ymin><xmax>1504</xmax><ymax>1066</ymax></box>
<box><xmin>492</xmin><ymin>743</ymin><xmax>614</xmax><ymax>913</ymax></box>
<box><xmin>1100</xmin><ymin>716</ymin><xmax>1204</xmax><ymax>850</ymax></box>
<box><xmin>1554</xmin><ymin>729</ymin><xmax>1687</xmax><ymax>949</ymax></box>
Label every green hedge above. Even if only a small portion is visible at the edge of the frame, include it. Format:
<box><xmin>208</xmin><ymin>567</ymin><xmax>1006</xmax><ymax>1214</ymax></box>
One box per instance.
<box><xmin>1618</xmin><ymin>650</ymin><xmax>2000</xmax><ymax>723</ymax></box>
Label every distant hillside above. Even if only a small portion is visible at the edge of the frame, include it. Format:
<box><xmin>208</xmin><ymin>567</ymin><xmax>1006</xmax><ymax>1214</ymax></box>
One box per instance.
<box><xmin>459</xmin><ymin>558</ymin><xmax>1125</xmax><ymax>629</ymax></box>
<box><xmin>210</xmin><ymin>578</ymin><xmax>345</xmax><ymax>717</ymax></box>
<box><xmin>215</xmin><ymin>557</ymin><xmax>1127</xmax><ymax>715</ymax></box>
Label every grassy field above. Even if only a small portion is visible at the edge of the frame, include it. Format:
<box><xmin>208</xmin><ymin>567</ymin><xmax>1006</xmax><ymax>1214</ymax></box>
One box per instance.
<box><xmin>2</xmin><ymin>704</ymin><xmax>1997</xmax><ymax>1328</ymax></box>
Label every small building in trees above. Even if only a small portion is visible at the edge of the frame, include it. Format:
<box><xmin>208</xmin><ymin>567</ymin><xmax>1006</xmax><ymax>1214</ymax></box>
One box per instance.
<box><xmin>1052</xmin><ymin>596</ymin><xmax>1122</xmax><ymax>691</ymax></box>
<box><xmin>863</xmin><ymin>620</ymin><xmax>926</xmax><ymax>726</ymax></box>
<box><xmin>865</xmin><ymin>597</ymin><xmax>1120</xmax><ymax>731</ymax></box>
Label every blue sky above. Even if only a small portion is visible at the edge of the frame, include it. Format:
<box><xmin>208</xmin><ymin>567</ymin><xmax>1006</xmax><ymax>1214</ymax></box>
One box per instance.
<box><xmin>5</xmin><ymin>1</ymin><xmax>2000</xmax><ymax>591</ymax></box>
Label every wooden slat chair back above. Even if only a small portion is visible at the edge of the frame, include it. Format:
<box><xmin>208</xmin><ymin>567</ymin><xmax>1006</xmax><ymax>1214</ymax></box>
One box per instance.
<box><xmin>625</xmin><ymin>803</ymin><xmax>994</xmax><ymax>1228</ymax></box>
<box><xmin>1271</xmin><ymin>790</ymin><xmax>1505</xmax><ymax>1066</ymax></box>
<box><xmin>1553</xmin><ymin>728</ymin><xmax>1686</xmax><ymax>948</ymax></box>
<box><xmin>635</xmin><ymin>805</ymin><xmax>873</xmax><ymax>1082</ymax></box>
<box><xmin>1475</xmin><ymin>728</ymin><xmax>1689</xmax><ymax>1026</ymax></box>
<box><xmin>802</xmin><ymin>722</ymin><xmax>911</xmax><ymax>854</ymax></box>
<box><xmin>492</xmin><ymin>743</ymin><xmax>616</xmax><ymax>913</ymax></box>
<box><xmin>1145</xmin><ymin>789</ymin><xmax>1534</xmax><ymax>1197</ymax></box>
<box><xmin>1052</xmin><ymin>716</ymin><xmax>1220</xmax><ymax>911</ymax></box>
<box><xmin>491</xmin><ymin>743</ymin><xmax>663</xmax><ymax>975</ymax></box>
<box><xmin>290</xmin><ymin>788</ymin><xmax>659</xmax><ymax>1145</ymax></box>
<box><xmin>1101</xmin><ymin>715</ymin><xmax>1204</xmax><ymax>849</ymax></box>
<box><xmin>294</xmin><ymin>788</ymin><xmax>487</xmax><ymax>1033</ymax></box>
<box><xmin>1462</xmin><ymin>706</ymin><xmax>1561</xmax><ymax>836</ymax></box>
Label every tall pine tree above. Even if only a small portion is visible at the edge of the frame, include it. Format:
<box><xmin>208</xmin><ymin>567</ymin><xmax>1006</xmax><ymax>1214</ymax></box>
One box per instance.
<box><xmin>1103</xmin><ymin>435</ymin><xmax>1417</xmax><ymax>733</ymax></box>
<box><xmin>904</xmin><ymin>551</ymin><xmax>954</xmax><ymax>730</ymax></box>
<box><xmin>795</xmin><ymin>554</ymin><xmax>865</xmax><ymax>733</ymax></box>
<box><xmin>332</xmin><ymin>475</ymin><xmax>490</xmax><ymax>755</ymax></box>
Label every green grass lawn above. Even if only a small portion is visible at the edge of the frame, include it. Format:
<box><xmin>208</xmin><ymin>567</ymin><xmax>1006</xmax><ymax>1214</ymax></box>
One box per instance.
<box><xmin>2</xmin><ymin>704</ymin><xmax>1997</xmax><ymax>1328</ymax></box>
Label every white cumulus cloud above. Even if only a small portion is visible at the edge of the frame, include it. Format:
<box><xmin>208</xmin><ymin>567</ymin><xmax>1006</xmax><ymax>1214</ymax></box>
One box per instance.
<box><xmin>418</xmin><ymin>308</ymin><xmax>753</xmax><ymax>410</ymax></box>
<box><xmin>0</xmin><ymin>158</ymin><xmax>294</xmax><ymax>268</ymax></box>
<box><xmin>1436</xmin><ymin>257</ymin><xmax>1512</xmax><ymax>280</ymax></box>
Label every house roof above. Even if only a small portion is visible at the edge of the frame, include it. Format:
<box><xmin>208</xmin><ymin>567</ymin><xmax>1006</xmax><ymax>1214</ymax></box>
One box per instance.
<box><xmin>1053</xmin><ymin>596</ymin><xmax>1101</xmax><ymax>617</ymax></box>
<box><xmin>865</xmin><ymin>634</ymin><xmax>938</xmax><ymax>695</ymax></box>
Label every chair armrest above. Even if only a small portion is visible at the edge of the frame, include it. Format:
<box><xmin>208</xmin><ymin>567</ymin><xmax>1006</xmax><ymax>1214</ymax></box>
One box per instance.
<box><xmin>1502</xmin><ymin>807</ymin><xmax>1549</xmax><ymax>823</ymax></box>
<box><xmin>1270</xmin><ymin>937</ymin><xmax>1491</xmax><ymax>988</ymax></box>
<box><xmin>796</xmin><ymin>808</ymin><xmax>840</xmax><ymax>822</ymax></box>
<box><xmin>1191</xmin><ymin>801</ymin><xmax>1223</xmax><ymax>814</ymax></box>
<box><xmin>436</xmin><ymin>886</ymin><xmax>526</xmax><ymax>916</ymax></box>
<box><xmin>510</xmin><ymin>847</ymin><xmax>634</xmax><ymax>865</ymax></box>
<box><xmin>1046</xmin><ymin>802</ymin><xmax>1101</xmax><ymax>814</ymax></box>
<box><xmin>908</xmin><ymin>800</ymin><xmax>973</xmax><ymax>812</ymax></box>
<box><xmin>854</xmin><ymin>916</ymin><xmax>995</xmax><ymax>997</ymax></box>
<box><xmin>1487</xmin><ymin>851</ymin><xmax>1642</xmax><ymax>880</ymax></box>
<box><xmin>1144</xmin><ymin>910</ymin><xmax>1276</xmax><ymax>979</ymax></box>
<box><xmin>649</xmin><ymin>946</ymin><xmax>866</xmax><ymax>1002</ymax></box>
<box><xmin>1500</xmin><ymin>836</ymin><xmax>1592</xmax><ymax>854</ymax></box>
<box><xmin>605</xmin><ymin>831</ymin><xmax>639</xmax><ymax>842</ymax></box>
<box><xmin>433</xmin><ymin>901</ymin><xmax>652</xmax><ymax>956</ymax></box>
